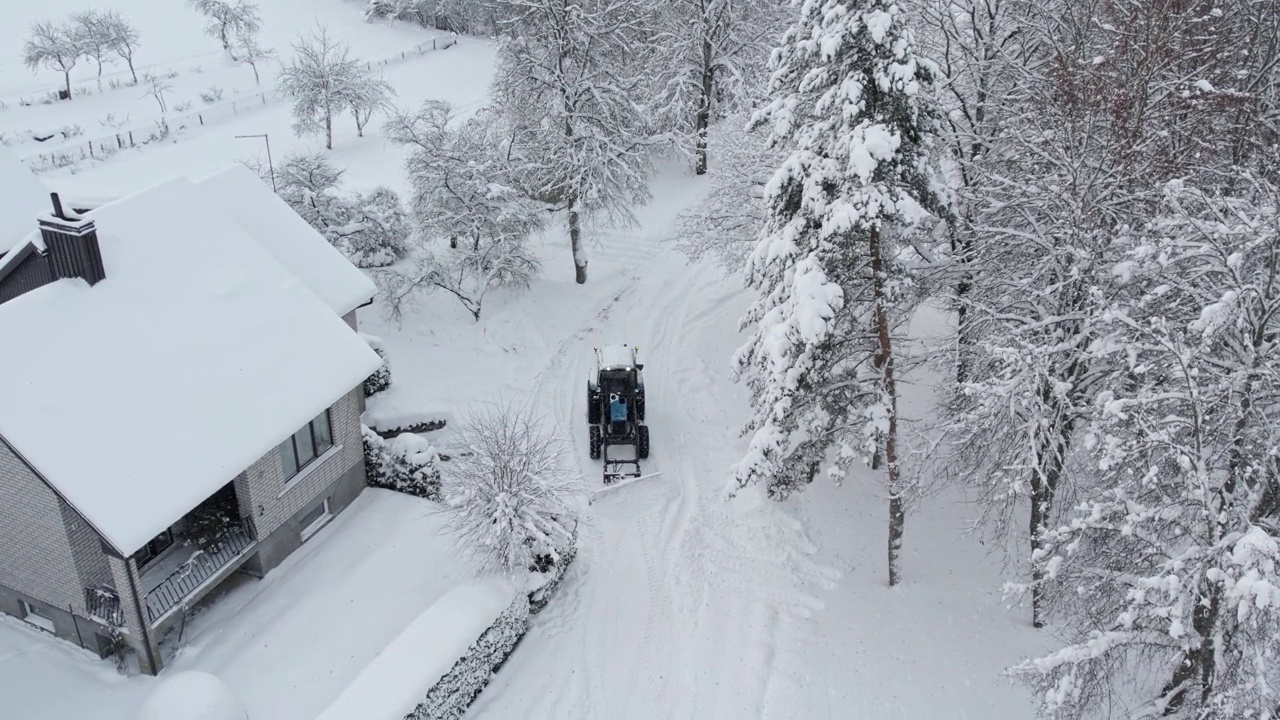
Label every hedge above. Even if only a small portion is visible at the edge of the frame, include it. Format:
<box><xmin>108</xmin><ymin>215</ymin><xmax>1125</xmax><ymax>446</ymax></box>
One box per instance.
<box><xmin>362</xmin><ymin>425</ymin><xmax>442</xmax><ymax>501</ymax></box>
<box><xmin>405</xmin><ymin>593</ymin><xmax>530</xmax><ymax>720</ymax></box>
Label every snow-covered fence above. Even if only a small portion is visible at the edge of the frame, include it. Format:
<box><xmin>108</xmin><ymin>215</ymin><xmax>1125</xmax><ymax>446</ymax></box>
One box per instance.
<box><xmin>21</xmin><ymin>91</ymin><xmax>272</xmax><ymax>172</ymax></box>
<box><xmin>316</xmin><ymin>580</ymin><xmax>526</xmax><ymax>720</ymax></box>
<box><xmin>21</xmin><ymin>35</ymin><xmax>459</xmax><ymax>173</ymax></box>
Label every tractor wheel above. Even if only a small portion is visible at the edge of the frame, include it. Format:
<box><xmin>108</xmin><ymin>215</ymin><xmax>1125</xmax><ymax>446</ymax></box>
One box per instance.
<box><xmin>635</xmin><ymin>394</ymin><xmax>645</xmax><ymax>421</ymax></box>
<box><xmin>589</xmin><ymin>425</ymin><xmax>602</xmax><ymax>460</ymax></box>
<box><xmin>637</xmin><ymin>425</ymin><xmax>650</xmax><ymax>459</ymax></box>
<box><xmin>587</xmin><ymin>389</ymin><xmax>602</xmax><ymax>425</ymax></box>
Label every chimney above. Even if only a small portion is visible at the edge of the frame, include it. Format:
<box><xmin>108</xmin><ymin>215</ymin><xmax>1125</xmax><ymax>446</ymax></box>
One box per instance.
<box><xmin>39</xmin><ymin>192</ymin><xmax>105</xmax><ymax>286</ymax></box>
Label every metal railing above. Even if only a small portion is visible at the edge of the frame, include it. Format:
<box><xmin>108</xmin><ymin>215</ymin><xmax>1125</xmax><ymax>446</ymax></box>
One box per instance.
<box><xmin>85</xmin><ymin>586</ymin><xmax>123</xmax><ymax>626</ymax></box>
<box><xmin>143</xmin><ymin>524</ymin><xmax>255</xmax><ymax>624</ymax></box>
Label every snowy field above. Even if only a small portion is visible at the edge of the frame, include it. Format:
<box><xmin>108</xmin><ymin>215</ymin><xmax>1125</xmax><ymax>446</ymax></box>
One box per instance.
<box><xmin>0</xmin><ymin>0</ymin><xmax>1049</xmax><ymax>717</ymax></box>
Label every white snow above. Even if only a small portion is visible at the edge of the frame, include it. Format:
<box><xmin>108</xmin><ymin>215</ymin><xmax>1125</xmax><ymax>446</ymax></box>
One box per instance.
<box><xmin>598</xmin><ymin>343</ymin><xmax>636</xmax><ymax>369</ymax></box>
<box><xmin>0</xmin><ymin>177</ymin><xmax>380</xmax><ymax>554</ymax></box>
<box><xmin>0</xmin><ymin>148</ymin><xmax>52</xmax><ymax>254</ymax></box>
<box><xmin>196</xmin><ymin>164</ymin><xmax>377</xmax><ymax>315</ymax></box>
<box><xmin>141</xmin><ymin>671</ymin><xmax>247</xmax><ymax>720</ymax></box>
<box><xmin>317</xmin><ymin>577</ymin><xmax>518</xmax><ymax>720</ymax></box>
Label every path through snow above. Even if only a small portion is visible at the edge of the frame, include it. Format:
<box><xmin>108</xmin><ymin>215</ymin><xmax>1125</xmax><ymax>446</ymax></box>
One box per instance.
<box><xmin>466</xmin><ymin>167</ymin><xmax>839</xmax><ymax>719</ymax></box>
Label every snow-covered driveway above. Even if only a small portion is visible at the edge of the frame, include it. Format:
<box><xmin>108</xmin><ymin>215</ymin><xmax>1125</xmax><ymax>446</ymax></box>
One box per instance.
<box><xmin>466</xmin><ymin>168</ymin><xmax>837</xmax><ymax>719</ymax></box>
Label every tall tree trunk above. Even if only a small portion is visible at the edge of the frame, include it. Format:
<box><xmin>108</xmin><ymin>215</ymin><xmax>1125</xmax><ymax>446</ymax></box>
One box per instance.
<box><xmin>871</xmin><ymin>226</ymin><xmax>904</xmax><ymax>586</ymax></box>
<box><xmin>63</xmin><ymin>70</ymin><xmax>72</xmax><ymax>101</ymax></box>
<box><xmin>96</xmin><ymin>60</ymin><xmax>103</xmax><ymax>91</ymax></box>
<box><xmin>953</xmin><ymin>226</ymin><xmax>974</xmax><ymax>385</ymax></box>
<box><xmin>1029</xmin><ymin>372</ymin><xmax>1077</xmax><ymax>628</ymax></box>
<box><xmin>127</xmin><ymin>58</ymin><xmax>137</xmax><ymax>85</ymax></box>
<box><xmin>569</xmin><ymin>199</ymin><xmax>587</xmax><ymax>284</ymax></box>
<box><xmin>693</xmin><ymin>33</ymin><xmax>714</xmax><ymax>176</ymax></box>
<box><xmin>325</xmin><ymin>108</ymin><xmax>333</xmax><ymax>150</ymax></box>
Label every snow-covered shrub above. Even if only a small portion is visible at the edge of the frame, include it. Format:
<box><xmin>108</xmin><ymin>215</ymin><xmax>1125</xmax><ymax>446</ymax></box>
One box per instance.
<box><xmin>362</xmin><ymin>425</ymin><xmax>442</xmax><ymax>501</ymax></box>
<box><xmin>276</xmin><ymin>153</ymin><xmax>409</xmax><ymax>268</ymax></box>
<box><xmin>329</xmin><ymin>186</ymin><xmax>409</xmax><ymax>269</ymax></box>
<box><xmin>406</xmin><ymin>593</ymin><xmax>529</xmax><ymax>720</ymax></box>
<box><xmin>438</xmin><ymin>402</ymin><xmax>580</xmax><ymax>574</ymax></box>
<box><xmin>362</xmin><ymin>335</ymin><xmax>392</xmax><ymax>397</ymax></box>
<box><xmin>200</xmin><ymin>86</ymin><xmax>224</xmax><ymax>104</ymax></box>
<box><xmin>141</xmin><ymin>670</ymin><xmax>248</xmax><ymax>720</ymax></box>
<box><xmin>528</xmin><ymin>539</ymin><xmax>576</xmax><ymax>614</ymax></box>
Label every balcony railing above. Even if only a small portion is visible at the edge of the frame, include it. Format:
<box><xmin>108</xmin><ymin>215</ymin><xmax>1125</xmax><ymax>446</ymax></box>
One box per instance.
<box><xmin>143</xmin><ymin>523</ymin><xmax>255</xmax><ymax>624</ymax></box>
<box><xmin>85</xmin><ymin>586</ymin><xmax>123</xmax><ymax>626</ymax></box>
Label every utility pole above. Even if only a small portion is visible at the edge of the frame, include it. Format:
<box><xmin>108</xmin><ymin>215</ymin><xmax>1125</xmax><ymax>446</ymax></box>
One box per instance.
<box><xmin>234</xmin><ymin>133</ymin><xmax>276</xmax><ymax>192</ymax></box>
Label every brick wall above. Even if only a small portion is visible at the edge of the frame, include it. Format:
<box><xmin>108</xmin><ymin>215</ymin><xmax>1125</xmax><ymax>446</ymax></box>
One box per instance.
<box><xmin>0</xmin><ymin>439</ymin><xmax>86</xmax><ymax>612</ymax></box>
<box><xmin>61</xmin><ymin>502</ymin><xmax>112</xmax><ymax>592</ymax></box>
<box><xmin>237</xmin><ymin>385</ymin><xmax>365</xmax><ymax>539</ymax></box>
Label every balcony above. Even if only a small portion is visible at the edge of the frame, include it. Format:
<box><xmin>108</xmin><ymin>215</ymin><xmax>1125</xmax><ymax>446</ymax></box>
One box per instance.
<box><xmin>140</xmin><ymin>521</ymin><xmax>256</xmax><ymax>625</ymax></box>
<box><xmin>85</xmin><ymin>586</ymin><xmax>123</xmax><ymax>627</ymax></box>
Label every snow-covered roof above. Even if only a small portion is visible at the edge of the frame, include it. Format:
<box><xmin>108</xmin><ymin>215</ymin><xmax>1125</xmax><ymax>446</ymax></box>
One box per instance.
<box><xmin>196</xmin><ymin>165</ymin><xmax>377</xmax><ymax>316</ymax></box>
<box><xmin>0</xmin><ymin>149</ymin><xmax>52</xmax><ymax>255</ymax></box>
<box><xmin>0</xmin><ymin>178</ymin><xmax>381</xmax><ymax>555</ymax></box>
<box><xmin>599</xmin><ymin>344</ymin><xmax>636</xmax><ymax>370</ymax></box>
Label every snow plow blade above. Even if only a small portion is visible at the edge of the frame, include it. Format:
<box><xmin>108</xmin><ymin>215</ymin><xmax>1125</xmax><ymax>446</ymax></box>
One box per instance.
<box><xmin>590</xmin><ymin>472</ymin><xmax>666</xmax><ymax>504</ymax></box>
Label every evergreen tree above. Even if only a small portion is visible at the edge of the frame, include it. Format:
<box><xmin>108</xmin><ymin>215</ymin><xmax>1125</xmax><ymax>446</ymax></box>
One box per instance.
<box><xmin>732</xmin><ymin>0</ymin><xmax>945</xmax><ymax>586</ymax></box>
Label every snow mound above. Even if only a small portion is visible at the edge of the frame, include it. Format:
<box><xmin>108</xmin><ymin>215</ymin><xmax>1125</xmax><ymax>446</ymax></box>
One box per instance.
<box><xmin>140</xmin><ymin>671</ymin><xmax>247</xmax><ymax>720</ymax></box>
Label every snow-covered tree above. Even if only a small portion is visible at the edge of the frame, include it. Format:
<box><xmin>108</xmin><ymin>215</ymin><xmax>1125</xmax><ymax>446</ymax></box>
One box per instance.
<box><xmin>99</xmin><ymin>10</ymin><xmax>141</xmax><ymax>85</ymax></box>
<box><xmin>141</xmin><ymin>72</ymin><xmax>173</xmax><ymax>112</ymax></box>
<box><xmin>672</xmin><ymin>112</ymin><xmax>780</xmax><ymax>270</ymax></box>
<box><xmin>348</xmin><ymin>71</ymin><xmax>394</xmax><ymax>137</ymax></box>
<box><xmin>277</xmin><ymin>25</ymin><xmax>367</xmax><ymax>150</ymax></box>
<box><xmin>439</xmin><ymin>402</ymin><xmax>580</xmax><ymax>574</ymax></box>
<box><xmin>385</xmin><ymin>101</ymin><xmax>546</xmax><ymax>255</ymax></box>
<box><xmin>378</xmin><ymin>229</ymin><xmax>540</xmax><ymax>321</ymax></box>
<box><xmin>275</xmin><ymin>152</ymin><xmax>408</xmax><ymax>267</ymax></box>
<box><xmin>329</xmin><ymin>187</ymin><xmax>410</xmax><ymax>268</ymax></box>
<box><xmin>232</xmin><ymin>29</ymin><xmax>275</xmax><ymax>86</ymax></box>
<box><xmin>23</xmin><ymin>20</ymin><xmax>81</xmax><ymax>101</ymax></box>
<box><xmin>732</xmin><ymin>0</ymin><xmax>946</xmax><ymax>587</ymax></box>
<box><xmin>650</xmin><ymin>0</ymin><xmax>790</xmax><ymax>175</ymax></box>
<box><xmin>1011</xmin><ymin>176</ymin><xmax>1280</xmax><ymax>719</ymax></box>
<box><xmin>491</xmin><ymin>0</ymin><xmax>659</xmax><ymax>284</ymax></box>
<box><xmin>939</xmin><ymin>0</ymin><xmax>1275</xmax><ymax>628</ymax></box>
<box><xmin>70</xmin><ymin>11</ymin><xmax>114</xmax><ymax>91</ymax></box>
<box><xmin>187</xmin><ymin>0</ymin><xmax>261</xmax><ymax>53</ymax></box>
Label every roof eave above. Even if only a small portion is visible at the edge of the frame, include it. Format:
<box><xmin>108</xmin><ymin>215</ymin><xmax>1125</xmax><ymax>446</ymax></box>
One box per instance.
<box><xmin>0</xmin><ymin>431</ymin><xmax>126</xmax><ymax>558</ymax></box>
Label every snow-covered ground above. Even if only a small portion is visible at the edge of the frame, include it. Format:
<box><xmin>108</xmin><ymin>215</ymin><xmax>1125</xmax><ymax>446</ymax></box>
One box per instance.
<box><xmin>1</xmin><ymin>489</ymin><xmax>482</xmax><ymax>719</ymax></box>
<box><xmin>0</xmin><ymin>0</ymin><xmax>1051</xmax><ymax>715</ymax></box>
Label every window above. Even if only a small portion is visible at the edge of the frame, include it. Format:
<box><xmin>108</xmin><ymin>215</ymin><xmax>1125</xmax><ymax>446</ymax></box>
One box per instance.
<box><xmin>300</xmin><ymin>497</ymin><xmax>332</xmax><ymax>541</ymax></box>
<box><xmin>279</xmin><ymin>410</ymin><xmax>334</xmax><ymax>481</ymax></box>
<box><xmin>134</xmin><ymin>529</ymin><xmax>174</xmax><ymax>568</ymax></box>
<box><xmin>19</xmin><ymin>599</ymin><xmax>54</xmax><ymax>633</ymax></box>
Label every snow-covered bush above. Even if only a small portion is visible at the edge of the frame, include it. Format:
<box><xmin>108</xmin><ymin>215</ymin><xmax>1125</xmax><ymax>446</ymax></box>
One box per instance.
<box><xmin>438</xmin><ymin>402</ymin><xmax>580</xmax><ymax>574</ymax></box>
<box><xmin>329</xmin><ymin>186</ymin><xmax>409</xmax><ymax>269</ymax></box>
<box><xmin>528</xmin><ymin>539</ymin><xmax>576</xmax><ymax>614</ymax></box>
<box><xmin>406</xmin><ymin>593</ymin><xmax>529</xmax><ymax>720</ymax></box>
<box><xmin>365</xmin><ymin>0</ymin><xmax>492</xmax><ymax>34</ymax></box>
<box><xmin>141</xmin><ymin>670</ymin><xmax>248</xmax><ymax>720</ymax></box>
<box><xmin>361</xmin><ymin>335</ymin><xmax>392</xmax><ymax>397</ymax></box>
<box><xmin>362</xmin><ymin>425</ymin><xmax>442</xmax><ymax>501</ymax></box>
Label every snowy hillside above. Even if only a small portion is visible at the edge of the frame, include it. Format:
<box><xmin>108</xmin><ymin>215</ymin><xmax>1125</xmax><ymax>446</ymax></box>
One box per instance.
<box><xmin>3</xmin><ymin>0</ymin><xmax>1277</xmax><ymax>719</ymax></box>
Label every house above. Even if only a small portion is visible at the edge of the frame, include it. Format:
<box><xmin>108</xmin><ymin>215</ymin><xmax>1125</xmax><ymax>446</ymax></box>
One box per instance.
<box><xmin>0</xmin><ymin>160</ymin><xmax>382</xmax><ymax>674</ymax></box>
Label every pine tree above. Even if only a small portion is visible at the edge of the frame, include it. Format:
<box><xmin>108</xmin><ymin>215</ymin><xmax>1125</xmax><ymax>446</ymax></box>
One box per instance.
<box><xmin>733</xmin><ymin>0</ymin><xmax>945</xmax><ymax>586</ymax></box>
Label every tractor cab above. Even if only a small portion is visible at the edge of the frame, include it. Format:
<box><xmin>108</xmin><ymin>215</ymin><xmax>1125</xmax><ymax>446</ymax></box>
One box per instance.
<box><xmin>587</xmin><ymin>345</ymin><xmax>649</xmax><ymax>483</ymax></box>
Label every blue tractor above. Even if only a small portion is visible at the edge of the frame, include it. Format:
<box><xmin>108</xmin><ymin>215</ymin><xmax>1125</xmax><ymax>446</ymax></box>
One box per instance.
<box><xmin>587</xmin><ymin>344</ymin><xmax>649</xmax><ymax>483</ymax></box>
